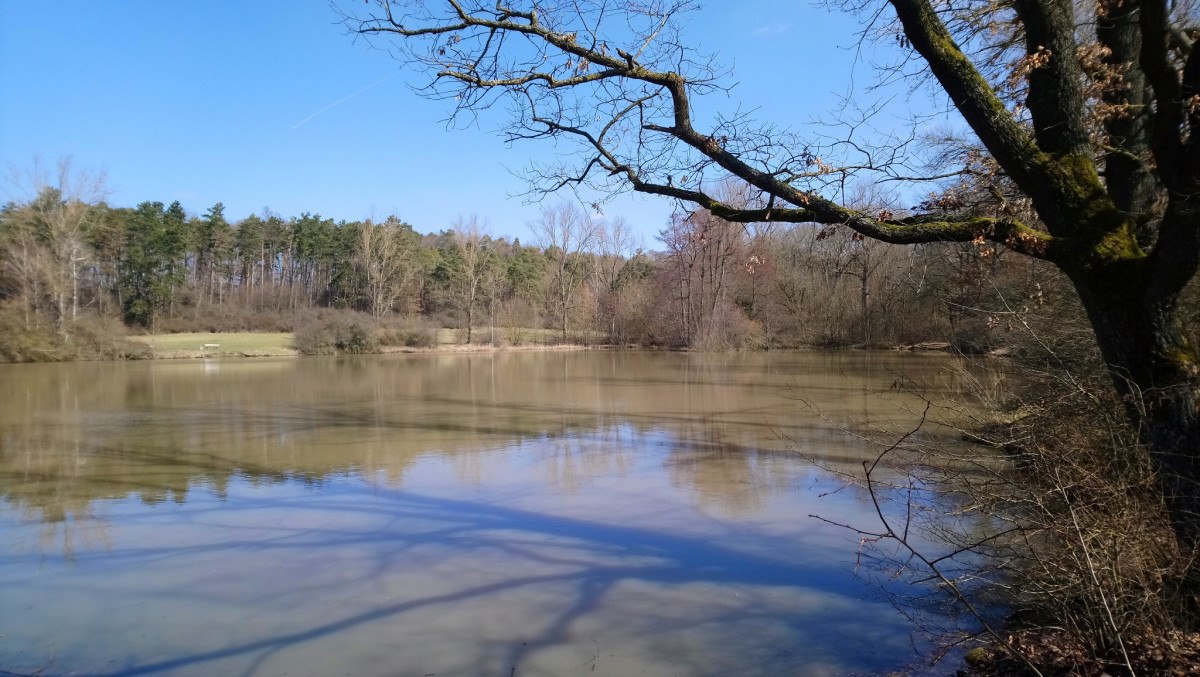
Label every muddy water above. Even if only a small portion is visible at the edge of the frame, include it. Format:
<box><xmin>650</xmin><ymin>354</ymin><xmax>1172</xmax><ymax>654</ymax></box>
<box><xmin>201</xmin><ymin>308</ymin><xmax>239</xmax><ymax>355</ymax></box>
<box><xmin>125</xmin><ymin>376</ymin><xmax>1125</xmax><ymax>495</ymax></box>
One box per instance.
<box><xmin>0</xmin><ymin>350</ymin><xmax>972</xmax><ymax>676</ymax></box>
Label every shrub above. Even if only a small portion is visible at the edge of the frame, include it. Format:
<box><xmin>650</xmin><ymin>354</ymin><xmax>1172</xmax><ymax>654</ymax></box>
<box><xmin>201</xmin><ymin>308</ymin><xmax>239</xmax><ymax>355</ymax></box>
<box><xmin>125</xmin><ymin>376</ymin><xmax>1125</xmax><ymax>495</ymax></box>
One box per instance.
<box><xmin>690</xmin><ymin>301</ymin><xmax>765</xmax><ymax>352</ymax></box>
<box><xmin>292</xmin><ymin>312</ymin><xmax>379</xmax><ymax>355</ymax></box>
<box><xmin>905</xmin><ymin>347</ymin><xmax>1197</xmax><ymax>675</ymax></box>
<box><xmin>0</xmin><ymin>304</ymin><xmax>151</xmax><ymax>362</ymax></box>
<box><xmin>830</xmin><ymin>286</ymin><xmax>1199</xmax><ymax>674</ymax></box>
<box><xmin>154</xmin><ymin>305</ymin><xmax>293</xmax><ymax>334</ymax></box>
<box><xmin>71</xmin><ymin>315</ymin><xmax>154</xmax><ymax>360</ymax></box>
<box><xmin>0</xmin><ymin>304</ymin><xmax>64</xmax><ymax>362</ymax></box>
<box><xmin>373</xmin><ymin>317</ymin><xmax>439</xmax><ymax>348</ymax></box>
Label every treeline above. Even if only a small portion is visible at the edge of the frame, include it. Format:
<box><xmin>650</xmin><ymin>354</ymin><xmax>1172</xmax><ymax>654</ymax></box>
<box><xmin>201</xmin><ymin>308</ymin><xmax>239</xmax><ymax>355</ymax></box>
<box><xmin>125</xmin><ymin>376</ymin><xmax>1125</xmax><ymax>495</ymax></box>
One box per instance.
<box><xmin>0</xmin><ymin>172</ymin><xmax>1053</xmax><ymax>360</ymax></box>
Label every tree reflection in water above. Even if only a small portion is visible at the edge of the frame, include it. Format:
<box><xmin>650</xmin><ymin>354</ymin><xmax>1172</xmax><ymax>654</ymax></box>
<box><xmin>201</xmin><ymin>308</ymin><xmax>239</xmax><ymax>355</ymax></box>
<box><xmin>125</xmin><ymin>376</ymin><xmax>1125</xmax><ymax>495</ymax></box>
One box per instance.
<box><xmin>0</xmin><ymin>351</ymin><xmax>972</xmax><ymax>676</ymax></box>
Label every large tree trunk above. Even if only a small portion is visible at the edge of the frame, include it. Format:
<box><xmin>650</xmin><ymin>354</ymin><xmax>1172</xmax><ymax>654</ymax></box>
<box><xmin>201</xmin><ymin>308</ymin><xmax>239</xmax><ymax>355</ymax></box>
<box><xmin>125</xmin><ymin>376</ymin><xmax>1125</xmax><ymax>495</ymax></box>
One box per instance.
<box><xmin>1073</xmin><ymin>269</ymin><xmax>1200</xmax><ymax>555</ymax></box>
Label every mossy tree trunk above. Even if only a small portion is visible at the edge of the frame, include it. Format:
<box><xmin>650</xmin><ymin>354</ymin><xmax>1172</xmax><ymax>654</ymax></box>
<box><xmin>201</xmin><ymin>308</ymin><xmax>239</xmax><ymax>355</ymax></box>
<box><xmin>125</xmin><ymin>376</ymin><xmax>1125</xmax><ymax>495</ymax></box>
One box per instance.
<box><xmin>1072</xmin><ymin>261</ymin><xmax>1200</xmax><ymax>549</ymax></box>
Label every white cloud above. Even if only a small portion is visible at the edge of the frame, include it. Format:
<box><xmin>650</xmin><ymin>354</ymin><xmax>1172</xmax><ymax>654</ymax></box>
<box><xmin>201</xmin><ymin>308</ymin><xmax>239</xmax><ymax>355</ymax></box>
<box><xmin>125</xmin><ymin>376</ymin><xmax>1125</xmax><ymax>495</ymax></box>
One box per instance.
<box><xmin>752</xmin><ymin>22</ymin><xmax>793</xmax><ymax>37</ymax></box>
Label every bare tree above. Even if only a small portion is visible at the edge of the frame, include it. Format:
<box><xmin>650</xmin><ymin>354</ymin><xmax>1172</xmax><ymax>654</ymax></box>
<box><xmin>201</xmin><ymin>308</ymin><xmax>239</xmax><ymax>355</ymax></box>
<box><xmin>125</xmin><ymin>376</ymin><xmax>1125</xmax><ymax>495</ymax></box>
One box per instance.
<box><xmin>0</xmin><ymin>208</ymin><xmax>45</xmax><ymax>329</ymax></box>
<box><xmin>355</xmin><ymin>215</ymin><xmax>422</xmax><ymax>319</ymax></box>
<box><xmin>531</xmin><ymin>202</ymin><xmax>600</xmax><ymax>342</ymax></box>
<box><xmin>3</xmin><ymin>158</ymin><xmax>105</xmax><ymax>336</ymax></box>
<box><xmin>452</xmin><ymin>214</ymin><xmax>489</xmax><ymax>343</ymax></box>
<box><xmin>659</xmin><ymin>208</ymin><xmax>746</xmax><ymax>346</ymax></box>
<box><xmin>592</xmin><ymin>215</ymin><xmax>635</xmax><ymax>341</ymax></box>
<box><xmin>829</xmin><ymin>184</ymin><xmax>910</xmax><ymax>344</ymax></box>
<box><xmin>342</xmin><ymin>0</ymin><xmax>1200</xmax><ymax>556</ymax></box>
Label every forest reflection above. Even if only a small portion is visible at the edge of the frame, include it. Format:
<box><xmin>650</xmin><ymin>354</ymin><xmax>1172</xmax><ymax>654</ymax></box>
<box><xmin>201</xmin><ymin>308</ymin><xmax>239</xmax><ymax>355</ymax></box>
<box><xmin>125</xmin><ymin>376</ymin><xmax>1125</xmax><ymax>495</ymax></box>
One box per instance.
<box><xmin>0</xmin><ymin>350</ymin><xmax>983</xmax><ymax>676</ymax></box>
<box><xmin>0</xmin><ymin>350</ymin><xmax>966</xmax><ymax>528</ymax></box>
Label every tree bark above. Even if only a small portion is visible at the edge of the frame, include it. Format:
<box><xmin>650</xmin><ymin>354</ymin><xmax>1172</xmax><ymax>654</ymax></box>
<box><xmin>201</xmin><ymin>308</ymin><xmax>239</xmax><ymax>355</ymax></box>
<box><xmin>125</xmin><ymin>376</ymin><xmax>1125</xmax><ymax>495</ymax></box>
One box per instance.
<box><xmin>1071</xmin><ymin>266</ymin><xmax>1200</xmax><ymax>553</ymax></box>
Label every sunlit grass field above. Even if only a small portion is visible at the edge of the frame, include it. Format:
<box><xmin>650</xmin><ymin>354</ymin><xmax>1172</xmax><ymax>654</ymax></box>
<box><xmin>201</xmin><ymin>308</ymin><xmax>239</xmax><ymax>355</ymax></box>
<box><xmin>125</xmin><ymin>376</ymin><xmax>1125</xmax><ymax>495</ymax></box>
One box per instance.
<box><xmin>130</xmin><ymin>332</ymin><xmax>296</xmax><ymax>356</ymax></box>
<box><xmin>132</xmin><ymin>327</ymin><xmax>601</xmax><ymax>359</ymax></box>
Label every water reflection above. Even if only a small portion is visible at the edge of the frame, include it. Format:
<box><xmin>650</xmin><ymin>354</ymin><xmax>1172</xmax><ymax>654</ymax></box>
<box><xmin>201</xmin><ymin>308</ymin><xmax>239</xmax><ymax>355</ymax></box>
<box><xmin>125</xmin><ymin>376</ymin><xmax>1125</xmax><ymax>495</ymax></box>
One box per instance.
<box><xmin>0</xmin><ymin>351</ymin><xmax>970</xmax><ymax>676</ymax></box>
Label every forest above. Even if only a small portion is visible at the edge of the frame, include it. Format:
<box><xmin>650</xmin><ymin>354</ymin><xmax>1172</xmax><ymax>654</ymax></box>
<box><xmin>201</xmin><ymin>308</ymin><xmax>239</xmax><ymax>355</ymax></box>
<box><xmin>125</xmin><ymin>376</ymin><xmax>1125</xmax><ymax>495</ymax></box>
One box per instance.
<box><xmin>0</xmin><ymin>165</ymin><xmax>1054</xmax><ymax>361</ymax></box>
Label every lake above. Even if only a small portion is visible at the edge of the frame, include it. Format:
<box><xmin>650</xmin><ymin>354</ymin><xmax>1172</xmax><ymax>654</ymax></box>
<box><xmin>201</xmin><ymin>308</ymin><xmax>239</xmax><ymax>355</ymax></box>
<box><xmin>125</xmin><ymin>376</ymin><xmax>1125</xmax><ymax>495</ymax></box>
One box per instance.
<box><xmin>0</xmin><ymin>350</ymin><xmax>974</xmax><ymax>676</ymax></box>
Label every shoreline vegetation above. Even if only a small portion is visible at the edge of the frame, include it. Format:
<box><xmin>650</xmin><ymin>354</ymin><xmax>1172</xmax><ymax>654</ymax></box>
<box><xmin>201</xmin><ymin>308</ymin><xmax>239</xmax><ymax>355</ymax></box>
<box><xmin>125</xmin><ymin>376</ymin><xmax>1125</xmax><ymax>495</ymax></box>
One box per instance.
<box><xmin>1</xmin><ymin>328</ymin><xmax>970</xmax><ymax>363</ymax></box>
<box><xmin>131</xmin><ymin>330</ymin><xmax>614</xmax><ymax>360</ymax></box>
<box><xmin>1</xmin><ymin>184</ymin><xmax>1040</xmax><ymax>369</ymax></box>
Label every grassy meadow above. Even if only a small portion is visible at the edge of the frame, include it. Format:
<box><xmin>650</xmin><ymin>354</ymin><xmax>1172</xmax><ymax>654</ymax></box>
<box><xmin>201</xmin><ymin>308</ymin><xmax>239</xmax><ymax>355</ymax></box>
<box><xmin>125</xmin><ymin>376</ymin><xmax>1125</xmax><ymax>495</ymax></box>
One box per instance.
<box><xmin>128</xmin><ymin>328</ymin><xmax>600</xmax><ymax>359</ymax></box>
<box><xmin>130</xmin><ymin>332</ymin><xmax>297</xmax><ymax>357</ymax></box>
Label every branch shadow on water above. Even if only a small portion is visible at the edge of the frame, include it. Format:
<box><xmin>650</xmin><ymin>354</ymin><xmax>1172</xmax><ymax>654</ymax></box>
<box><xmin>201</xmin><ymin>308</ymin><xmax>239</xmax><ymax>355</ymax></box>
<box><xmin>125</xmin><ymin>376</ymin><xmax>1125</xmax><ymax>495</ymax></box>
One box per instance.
<box><xmin>0</xmin><ymin>356</ymin><xmax>959</xmax><ymax>675</ymax></box>
<box><xmin>66</xmin><ymin>486</ymin><xmax>910</xmax><ymax>677</ymax></box>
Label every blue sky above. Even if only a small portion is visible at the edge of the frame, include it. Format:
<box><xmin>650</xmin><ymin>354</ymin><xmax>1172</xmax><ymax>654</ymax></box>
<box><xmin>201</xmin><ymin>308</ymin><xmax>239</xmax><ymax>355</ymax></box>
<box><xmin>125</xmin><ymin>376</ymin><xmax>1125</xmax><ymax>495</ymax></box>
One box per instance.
<box><xmin>0</xmin><ymin>1</ymin><xmax>932</xmax><ymax>243</ymax></box>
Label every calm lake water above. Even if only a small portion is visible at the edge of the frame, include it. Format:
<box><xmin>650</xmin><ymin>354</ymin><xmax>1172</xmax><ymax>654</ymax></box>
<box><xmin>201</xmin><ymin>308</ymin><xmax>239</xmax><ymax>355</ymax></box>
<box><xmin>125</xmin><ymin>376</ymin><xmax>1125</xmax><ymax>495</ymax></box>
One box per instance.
<box><xmin>0</xmin><ymin>350</ymin><xmax>972</xmax><ymax>676</ymax></box>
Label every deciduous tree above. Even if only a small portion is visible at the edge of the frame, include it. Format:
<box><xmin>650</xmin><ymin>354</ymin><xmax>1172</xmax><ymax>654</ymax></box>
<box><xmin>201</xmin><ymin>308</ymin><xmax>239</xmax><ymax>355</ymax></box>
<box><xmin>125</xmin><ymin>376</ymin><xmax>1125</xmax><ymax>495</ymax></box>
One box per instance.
<box><xmin>1</xmin><ymin>159</ymin><xmax>105</xmax><ymax>335</ymax></box>
<box><xmin>451</xmin><ymin>215</ymin><xmax>491</xmax><ymax>343</ymax></box>
<box><xmin>531</xmin><ymin>202</ymin><xmax>600</xmax><ymax>342</ymax></box>
<box><xmin>354</xmin><ymin>215</ymin><xmax>423</xmax><ymax>318</ymax></box>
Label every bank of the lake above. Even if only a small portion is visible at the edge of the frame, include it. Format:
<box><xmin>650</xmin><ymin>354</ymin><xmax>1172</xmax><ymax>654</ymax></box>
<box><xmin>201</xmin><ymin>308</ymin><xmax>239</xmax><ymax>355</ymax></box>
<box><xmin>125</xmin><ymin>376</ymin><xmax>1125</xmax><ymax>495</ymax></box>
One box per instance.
<box><xmin>127</xmin><ymin>330</ymin><xmax>630</xmax><ymax>360</ymax></box>
<box><xmin>14</xmin><ymin>328</ymin><xmax>961</xmax><ymax>363</ymax></box>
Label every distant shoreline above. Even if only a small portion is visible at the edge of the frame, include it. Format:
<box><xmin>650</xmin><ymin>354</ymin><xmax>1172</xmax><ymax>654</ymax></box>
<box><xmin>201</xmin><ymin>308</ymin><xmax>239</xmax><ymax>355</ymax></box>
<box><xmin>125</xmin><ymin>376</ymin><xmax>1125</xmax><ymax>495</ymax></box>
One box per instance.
<box><xmin>2</xmin><ymin>330</ymin><xmax>968</xmax><ymax>365</ymax></box>
<box><xmin>144</xmin><ymin>342</ymin><xmax>617</xmax><ymax>361</ymax></box>
<box><xmin>136</xmin><ymin>341</ymin><xmax>964</xmax><ymax>360</ymax></box>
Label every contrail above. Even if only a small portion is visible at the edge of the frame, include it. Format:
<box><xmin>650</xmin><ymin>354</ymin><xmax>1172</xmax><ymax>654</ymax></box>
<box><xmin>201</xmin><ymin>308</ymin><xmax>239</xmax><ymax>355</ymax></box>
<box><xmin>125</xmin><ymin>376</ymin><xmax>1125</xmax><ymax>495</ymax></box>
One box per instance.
<box><xmin>291</xmin><ymin>73</ymin><xmax>397</xmax><ymax>130</ymax></box>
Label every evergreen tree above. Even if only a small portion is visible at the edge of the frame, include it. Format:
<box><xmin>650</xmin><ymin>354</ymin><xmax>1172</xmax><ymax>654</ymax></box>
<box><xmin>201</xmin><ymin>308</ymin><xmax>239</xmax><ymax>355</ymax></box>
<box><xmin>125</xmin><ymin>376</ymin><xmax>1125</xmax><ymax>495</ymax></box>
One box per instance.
<box><xmin>118</xmin><ymin>202</ymin><xmax>182</xmax><ymax>328</ymax></box>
